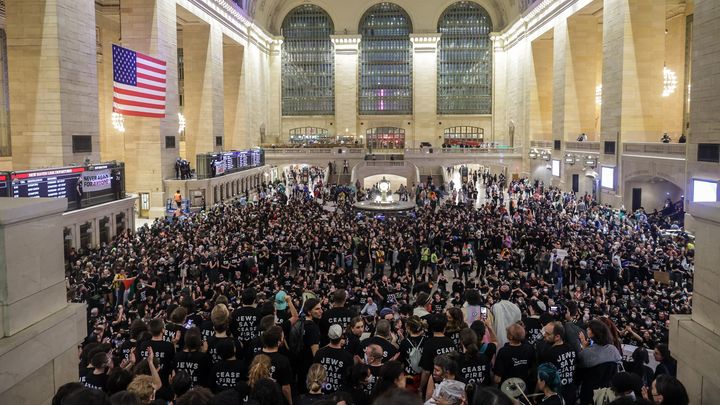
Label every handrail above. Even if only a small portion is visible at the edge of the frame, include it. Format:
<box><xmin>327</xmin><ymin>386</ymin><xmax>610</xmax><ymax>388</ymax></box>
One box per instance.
<box><xmin>622</xmin><ymin>142</ymin><xmax>686</xmax><ymax>157</ymax></box>
<box><xmin>565</xmin><ymin>141</ymin><xmax>600</xmax><ymax>152</ymax></box>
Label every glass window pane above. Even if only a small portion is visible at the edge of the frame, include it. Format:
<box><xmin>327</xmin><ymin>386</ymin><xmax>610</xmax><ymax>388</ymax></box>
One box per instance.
<box><xmin>281</xmin><ymin>5</ymin><xmax>335</xmax><ymax>116</ymax></box>
<box><xmin>437</xmin><ymin>2</ymin><xmax>493</xmax><ymax>114</ymax></box>
<box><xmin>358</xmin><ymin>3</ymin><xmax>413</xmax><ymax>115</ymax></box>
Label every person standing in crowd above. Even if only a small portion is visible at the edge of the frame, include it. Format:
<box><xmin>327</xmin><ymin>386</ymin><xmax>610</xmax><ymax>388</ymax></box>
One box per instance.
<box><xmin>258</xmin><ymin>325</ymin><xmax>293</xmax><ymax>404</ymax></box>
<box><xmin>538</xmin><ymin>321</ymin><xmax>577</xmax><ymax>404</ymax></box>
<box><xmin>536</xmin><ymin>363</ymin><xmax>564</xmax><ymax>405</ymax></box>
<box><xmin>493</xmin><ymin>323</ymin><xmax>535</xmax><ymax>391</ymax></box>
<box><xmin>420</xmin><ymin>314</ymin><xmax>457</xmax><ymax>396</ymax></box>
<box><xmin>492</xmin><ymin>285</ymin><xmax>522</xmax><ymax>347</ymax></box>
<box><xmin>174</xmin><ymin>327</ymin><xmax>212</xmax><ymax>389</ymax></box>
<box><xmin>577</xmin><ymin>319</ymin><xmax>623</xmax><ymax>404</ymax></box>
<box><xmin>297</xmin><ymin>298</ymin><xmax>323</xmax><ymax>393</ymax></box>
<box><xmin>314</xmin><ymin>324</ymin><xmax>354</xmax><ymax>394</ymax></box>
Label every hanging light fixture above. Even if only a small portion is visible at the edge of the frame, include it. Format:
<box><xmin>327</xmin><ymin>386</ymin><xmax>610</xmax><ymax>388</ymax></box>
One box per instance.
<box><xmin>662</xmin><ymin>67</ymin><xmax>677</xmax><ymax>97</ymax></box>
<box><xmin>595</xmin><ymin>85</ymin><xmax>602</xmax><ymax>106</ymax></box>
<box><xmin>111</xmin><ymin>112</ymin><xmax>125</xmax><ymax>132</ymax></box>
<box><xmin>178</xmin><ymin>113</ymin><xmax>186</xmax><ymax>134</ymax></box>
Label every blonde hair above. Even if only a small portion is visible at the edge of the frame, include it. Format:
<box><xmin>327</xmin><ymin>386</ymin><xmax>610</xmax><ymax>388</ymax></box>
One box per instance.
<box><xmin>306</xmin><ymin>363</ymin><xmax>327</xmax><ymax>393</ymax></box>
<box><xmin>127</xmin><ymin>374</ymin><xmax>154</xmax><ymax>403</ymax></box>
<box><xmin>248</xmin><ymin>354</ymin><xmax>272</xmax><ymax>388</ymax></box>
<box><xmin>211</xmin><ymin>304</ymin><xmax>229</xmax><ymax>328</ymax></box>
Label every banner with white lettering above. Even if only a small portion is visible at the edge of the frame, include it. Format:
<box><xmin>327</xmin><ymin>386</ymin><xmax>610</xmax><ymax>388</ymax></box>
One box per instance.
<box><xmin>82</xmin><ymin>169</ymin><xmax>112</xmax><ymax>192</ymax></box>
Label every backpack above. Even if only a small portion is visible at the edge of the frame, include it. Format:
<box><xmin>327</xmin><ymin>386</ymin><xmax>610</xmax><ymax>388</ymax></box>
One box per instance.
<box><xmin>289</xmin><ymin>319</ymin><xmax>305</xmax><ymax>353</ymax></box>
<box><xmin>407</xmin><ymin>336</ymin><xmax>424</xmax><ymax>374</ymax></box>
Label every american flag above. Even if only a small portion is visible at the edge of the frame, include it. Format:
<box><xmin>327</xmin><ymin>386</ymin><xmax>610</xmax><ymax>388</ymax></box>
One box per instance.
<box><xmin>112</xmin><ymin>44</ymin><xmax>166</xmax><ymax>118</ymax></box>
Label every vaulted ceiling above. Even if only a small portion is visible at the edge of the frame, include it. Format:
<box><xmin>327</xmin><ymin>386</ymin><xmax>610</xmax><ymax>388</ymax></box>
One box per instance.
<box><xmin>246</xmin><ymin>0</ymin><xmax>535</xmax><ymax>34</ymax></box>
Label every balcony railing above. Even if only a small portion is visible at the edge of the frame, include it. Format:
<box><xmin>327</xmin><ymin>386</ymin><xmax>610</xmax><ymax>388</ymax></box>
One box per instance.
<box><xmin>565</xmin><ymin>141</ymin><xmax>600</xmax><ymax>153</ymax></box>
<box><xmin>622</xmin><ymin>142</ymin><xmax>686</xmax><ymax>159</ymax></box>
<box><xmin>530</xmin><ymin>140</ymin><xmax>553</xmax><ymax>149</ymax></box>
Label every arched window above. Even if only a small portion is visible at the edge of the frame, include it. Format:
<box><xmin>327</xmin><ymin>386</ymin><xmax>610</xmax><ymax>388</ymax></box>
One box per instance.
<box><xmin>366</xmin><ymin>127</ymin><xmax>405</xmax><ymax>149</ymax></box>
<box><xmin>281</xmin><ymin>5</ymin><xmax>335</xmax><ymax>115</ymax></box>
<box><xmin>443</xmin><ymin>126</ymin><xmax>484</xmax><ymax>146</ymax></box>
<box><xmin>288</xmin><ymin>127</ymin><xmax>330</xmax><ymax>144</ymax></box>
<box><xmin>358</xmin><ymin>3</ymin><xmax>413</xmax><ymax>115</ymax></box>
<box><xmin>437</xmin><ymin>1</ymin><xmax>493</xmax><ymax>114</ymax></box>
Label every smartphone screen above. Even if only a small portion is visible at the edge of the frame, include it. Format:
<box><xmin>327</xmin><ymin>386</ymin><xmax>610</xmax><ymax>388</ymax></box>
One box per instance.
<box><xmin>184</xmin><ymin>319</ymin><xmax>194</xmax><ymax>329</ymax></box>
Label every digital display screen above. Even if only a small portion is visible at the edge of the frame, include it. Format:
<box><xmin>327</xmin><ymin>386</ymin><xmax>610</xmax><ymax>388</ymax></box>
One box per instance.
<box><xmin>0</xmin><ymin>174</ymin><xmax>9</xmax><ymax>197</ymax></box>
<box><xmin>6</xmin><ymin>163</ymin><xmax>125</xmax><ymax>211</ymax></box>
<box><xmin>693</xmin><ymin>179</ymin><xmax>718</xmax><ymax>202</ymax></box>
<box><xmin>206</xmin><ymin>149</ymin><xmax>264</xmax><ymax>178</ymax></box>
<box><xmin>552</xmin><ymin>160</ymin><xmax>560</xmax><ymax>177</ymax></box>
<box><xmin>601</xmin><ymin>166</ymin><xmax>615</xmax><ymax>189</ymax></box>
<box><xmin>11</xmin><ymin>167</ymin><xmax>85</xmax><ymax>200</ymax></box>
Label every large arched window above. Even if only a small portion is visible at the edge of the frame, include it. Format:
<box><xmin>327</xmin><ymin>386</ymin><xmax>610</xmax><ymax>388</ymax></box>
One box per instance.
<box><xmin>281</xmin><ymin>5</ymin><xmax>335</xmax><ymax>115</ymax></box>
<box><xmin>437</xmin><ymin>1</ymin><xmax>493</xmax><ymax>114</ymax></box>
<box><xmin>358</xmin><ymin>3</ymin><xmax>413</xmax><ymax>115</ymax></box>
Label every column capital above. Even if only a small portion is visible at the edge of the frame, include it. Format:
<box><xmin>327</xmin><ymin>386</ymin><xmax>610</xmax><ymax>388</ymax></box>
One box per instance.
<box><xmin>269</xmin><ymin>36</ymin><xmax>283</xmax><ymax>55</ymax></box>
<box><xmin>410</xmin><ymin>33</ymin><xmax>441</xmax><ymax>52</ymax></box>
<box><xmin>331</xmin><ymin>35</ymin><xmax>362</xmax><ymax>54</ymax></box>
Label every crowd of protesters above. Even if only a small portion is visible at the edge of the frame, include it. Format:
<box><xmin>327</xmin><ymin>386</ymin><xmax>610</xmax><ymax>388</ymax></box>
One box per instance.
<box><xmin>58</xmin><ymin>171</ymin><xmax>692</xmax><ymax>405</ymax></box>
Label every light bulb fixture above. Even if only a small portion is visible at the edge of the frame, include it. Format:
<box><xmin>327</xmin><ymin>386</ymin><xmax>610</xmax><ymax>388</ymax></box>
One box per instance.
<box><xmin>662</xmin><ymin>67</ymin><xmax>677</xmax><ymax>97</ymax></box>
<box><xmin>111</xmin><ymin>112</ymin><xmax>125</xmax><ymax>132</ymax></box>
<box><xmin>178</xmin><ymin>113</ymin><xmax>186</xmax><ymax>133</ymax></box>
<box><xmin>595</xmin><ymin>85</ymin><xmax>602</xmax><ymax>106</ymax></box>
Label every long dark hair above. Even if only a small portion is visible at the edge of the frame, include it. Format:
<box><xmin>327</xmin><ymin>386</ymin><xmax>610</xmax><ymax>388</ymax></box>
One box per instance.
<box><xmin>371</xmin><ymin>361</ymin><xmax>404</xmax><ymax>401</ymax></box>
<box><xmin>460</xmin><ymin>328</ymin><xmax>479</xmax><ymax>360</ymax></box>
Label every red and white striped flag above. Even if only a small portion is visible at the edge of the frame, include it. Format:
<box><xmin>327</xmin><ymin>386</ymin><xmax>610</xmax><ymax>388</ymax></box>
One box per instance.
<box><xmin>112</xmin><ymin>44</ymin><xmax>167</xmax><ymax>118</ymax></box>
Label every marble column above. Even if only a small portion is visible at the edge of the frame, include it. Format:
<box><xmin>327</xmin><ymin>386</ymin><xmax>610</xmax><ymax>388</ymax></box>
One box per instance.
<box><xmin>671</xmin><ymin>0</ymin><xmax>720</xmax><ymax>403</ymax></box>
<box><xmin>331</xmin><ymin>35</ymin><xmax>361</xmax><ymax>142</ymax></box>
<box><xmin>529</xmin><ymin>37</ymin><xmax>553</xmax><ymax>143</ymax></box>
<box><xmin>410</xmin><ymin>34</ymin><xmax>441</xmax><ymax>148</ymax></box>
<box><xmin>183</xmin><ymin>24</ymin><xmax>224</xmax><ymax>169</ymax></box>
<box><xmin>120</xmin><ymin>0</ymin><xmax>179</xmax><ymax>217</ymax></box>
<box><xmin>267</xmin><ymin>37</ymin><xmax>283</xmax><ymax>144</ymax></box>
<box><xmin>223</xmin><ymin>40</ymin><xmax>245</xmax><ymax>150</ymax></box>
<box><xmin>599</xmin><ymin>0</ymin><xmax>665</xmax><ymax>205</ymax></box>
<box><xmin>6</xmin><ymin>0</ymin><xmax>100</xmax><ymax>170</ymax></box>
<box><xmin>0</xmin><ymin>199</ymin><xmax>86</xmax><ymax>404</ymax></box>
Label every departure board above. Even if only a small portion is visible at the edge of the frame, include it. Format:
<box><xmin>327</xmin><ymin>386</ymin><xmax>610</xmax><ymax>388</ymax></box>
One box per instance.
<box><xmin>11</xmin><ymin>167</ymin><xmax>85</xmax><ymax>201</ymax></box>
<box><xmin>202</xmin><ymin>149</ymin><xmax>264</xmax><ymax>178</ymax></box>
<box><xmin>0</xmin><ymin>173</ymin><xmax>8</xmax><ymax>197</ymax></box>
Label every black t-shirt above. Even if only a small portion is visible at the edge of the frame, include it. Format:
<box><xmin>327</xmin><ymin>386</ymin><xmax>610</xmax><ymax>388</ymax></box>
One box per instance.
<box><xmin>523</xmin><ymin>317</ymin><xmax>544</xmax><ymax>347</ymax></box>
<box><xmin>320</xmin><ymin>307</ymin><xmax>357</xmax><ymax>344</ymax></box>
<box><xmin>365</xmin><ymin>364</ymin><xmax>383</xmax><ymax>396</ymax></box>
<box><xmin>210</xmin><ymin>359</ymin><xmax>243</xmax><ymax>393</ymax></box>
<box><xmin>359</xmin><ymin>336</ymin><xmax>398</xmax><ymax>363</ymax></box>
<box><xmin>419</xmin><ymin>336</ymin><xmax>456</xmax><ymax>371</ymax></box>
<box><xmin>398</xmin><ymin>335</ymin><xmax>425</xmax><ymax>376</ymax></box>
<box><xmin>137</xmin><ymin>339</ymin><xmax>176</xmax><ymax>380</ymax></box>
<box><xmin>539</xmin><ymin>393</ymin><xmax>564</xmax><ymax>405</ymax></box>
<box><xmin>117</xmin><ymin>339</ymin><xmax>137</xmax><ymax>361</ymax></box>
<box><xmin>175</xmin><ymin>351</ymin><xmax>213</xmax><ymax>388</ymax></box>
<box><xmin>345</xmin><ymin>333</ymin><xmax>362</xmax><ymax>357</ymax></box>
<box><xmin>164</xmin><ymin>322</ymin><xmax>186</xmax><ymax>350</ymax></box>
<box><xmin>458</xmin><ymin>353</ymin><xmax>492</xmax><ymax>386</ymax></box>
<box><xmin>207</xmin><ymin>335</ymin><xmax>235</xmax><ymax>364</ymax></box>
<box><xmin>300</xmin><ymin>319</ymin><xmax>322</xmax><ymax>373</ymax></box>
<box><xmin>231</xmin><ymin>306</ymin><xmax>261</xmax><ymax>344</ymax></box>
<box><xmin>259</xmin><ymin>350</ymin><xmax>293</xmax><ymax>387</ymax></box>
<box><xmin>478</xmin><ymin>341</ymin><xmax>497</xmax><ymax>360</ymax></box>
<box><xmin>538</xmin><ymin>343</ymin><xmax>576</xmax><ymax>387</ymax></box>
<box><xmin>84</xmin><ymin>371</ymin><xmax>108</xmax><ymax>391</ymax></box>
<box><xmin>313</xmin><ymin>346</ymin><xmax>354</xmax><ymax>393</ymax></box>
<box><xmin>445</xmin><ymin>329</ymin><xmax>463</xmax><ymax>352</ymax></box>
<box><xmin>493</xmin><ymin>343</ymin><xmax>535</xmax><ymax>388</ymax></box>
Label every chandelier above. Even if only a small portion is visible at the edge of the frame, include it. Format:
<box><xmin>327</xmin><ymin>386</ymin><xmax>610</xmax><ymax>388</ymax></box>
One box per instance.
<box><xmin>111</xmin><ymin>112</ymin><xmax>125</xmax><ymax>132</ymax></box>
<box><xmin>662</xmin><ymin>67</ymin><xmax>677</xmax><ymax>97</ymax></box>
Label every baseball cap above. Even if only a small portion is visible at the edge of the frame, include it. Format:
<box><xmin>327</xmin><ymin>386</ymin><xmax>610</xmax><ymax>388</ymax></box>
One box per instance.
<box><xmin>275</xmin><ymin>291</ymin><xmax>288</xmax><ymax>311</ymax></box>
<box><xmin>328</xmin><ymin>324</ymin><xmax>343</xmax><ymax>340</ymax></box>
<box><xmin>380</xmin><ymin>308</ymin><xmax>394</xmax><ymax>318</ymax></box>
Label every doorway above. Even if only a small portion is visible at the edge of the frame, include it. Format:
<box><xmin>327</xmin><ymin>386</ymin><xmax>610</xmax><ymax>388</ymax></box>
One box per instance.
<box><xmin>572</xmin><ymin>174</ymin><xmax>579</xmax><ymax>193</ymax></box>
<box><xmin>632</xmin><ymin>188</ymin><xmax>642</xmax><ymax>212</ymax></box>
